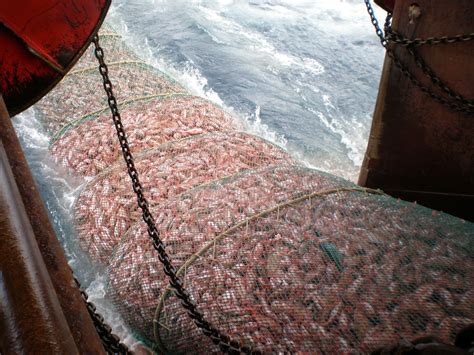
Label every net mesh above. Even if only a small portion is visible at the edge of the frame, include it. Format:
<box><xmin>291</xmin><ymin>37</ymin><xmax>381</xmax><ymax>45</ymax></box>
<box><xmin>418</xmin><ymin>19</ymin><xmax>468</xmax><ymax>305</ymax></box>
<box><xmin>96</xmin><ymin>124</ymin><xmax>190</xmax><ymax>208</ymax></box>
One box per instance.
<box><xmin>74</xmin><ymin>31</ymin><xmax>141</xmax><ymax>69</ymax></box>
<box><xmin>50</xmin><ymin>96</ymin><xmax>235</xmax><ymax>176</ymax></box>
<box><xmin>33</xmin><ymin>25</ymin><xmax>184</xmax><ymax>139</ymax></box>
<box><xmin>75</xmin><ymin>133</ymin><xmax>292</xmax><ymax>263</ymax></box>
<box><xmin>35</xmin><ymin>61</ymin><xmax>184</xmax><ymax>137</ymax></box>
<box><xmin>107</xmin><ymin>166</ymin><xmax>473</xmax><ymax>353</ymax></box>
<box><xmin>30</xmin><ymin>22</ymin><xmax>473</xmax><ymax>353</ymax></box>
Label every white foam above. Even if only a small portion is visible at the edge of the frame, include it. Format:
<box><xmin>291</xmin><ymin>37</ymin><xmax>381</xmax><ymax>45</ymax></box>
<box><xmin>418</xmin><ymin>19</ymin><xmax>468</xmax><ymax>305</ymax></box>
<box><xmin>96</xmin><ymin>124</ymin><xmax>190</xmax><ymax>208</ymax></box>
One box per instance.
<box><xmin>196</xmin><ymin>23</ymin><xmax>226</xmax><ymax>45</ymax></box>
<box><xmin>86</xmin><ymin>275</ymin><xmax>141</xmax><ymax>350</ymax></box>
<box><xmin>106</xmin><ymin>7</ymin><xmax>287</xmax><ymax>152</ymax></box>
<box><xmin>106</xmin><ymin>10</ymin><xmax>225</xmax><ymax>105</ymax></box>
<box><xmin>13</xmin><ymin>108</ymin><xmax>49</xmax><ymax>149</ymax></box>
<box><xmin>241</xmin><ymin>105</ymin><xmax>288</xmax><ymax>149</ymax></box>
<box><xmin>307</xmin><ymin>98</ymin><xmax>369</xmax><ymax>170</ymax></box>
<box><xmin>196</xmin><ymin>6</ymin><xmax>325</xmax><ymax>75</ymax></box>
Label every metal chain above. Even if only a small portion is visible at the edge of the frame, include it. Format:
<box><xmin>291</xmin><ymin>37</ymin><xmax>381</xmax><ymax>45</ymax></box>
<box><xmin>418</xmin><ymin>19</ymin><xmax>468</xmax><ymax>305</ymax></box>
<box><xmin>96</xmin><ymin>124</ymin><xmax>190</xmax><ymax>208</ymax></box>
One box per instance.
<box><xmin>364</xmin><ymin>1</ymin><xmax>474</xmax><ymax>47</ymax></box>
<box><xmin>364</xmin><ymin>0</ymin><xmax>474</xmax><ymax>115</ymax></box>
<box><xmin>74</xmin><ymin>277</ymin><xmax>132</xmax><ymax>354</ymax></box>
<box><xmin>384</xmin><ymin>49</ymin><xmax>473</xmax><ymax>114</ymax></box>
<box><xmin>92</xmin><ymin>35</ymin><xmax>259</xmax><ymax>355</ymax></box>
<box><xmin>384</xmin><ymin>13</ymin><xmax>474</xmax><ymax>109</ymax></box>
<box><xmin>364</xmin><ymin>0</ymin><xmax>388</xmax><ymax>46</ymax></box>
<box><xmin>406</xmin><ymin>46</ymin><xmax>474</xmax><ymax>107</ymax></box>
<box><xmin>387</xmin><ymin>29</ymin><xmax>474</xmax><ymax>47</ymax></box>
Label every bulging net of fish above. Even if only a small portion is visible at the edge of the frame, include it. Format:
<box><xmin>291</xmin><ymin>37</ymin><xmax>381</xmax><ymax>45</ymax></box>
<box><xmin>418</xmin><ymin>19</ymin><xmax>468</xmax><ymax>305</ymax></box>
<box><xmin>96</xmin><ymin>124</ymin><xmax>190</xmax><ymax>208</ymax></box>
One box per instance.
<box><xmin>50</xmin><ymin>95</ymin><xmax>236</xmax><ymax>176</ymax></box>
<box><xmin>75</xmin><ymin>133</ymin><xmax>292</xmax><ymax>263</ymax></box>
<box><xmin>107</xmin><ymin>166</ymin><xmax>473</xmax><ymax>353</ymax></box>
<box><xmin>74</xmin><ymin>29</ymin><xmax>141</xmax><ymax>70</ymax></box>
<box><xmin>107</xmin><ymin>166</ymin><xmax>349</xmax><ymax>349</ymax></box>
<box><xmin>31</xmin><ymin>19</ymin><xmax>473</xmax><ymax>354</ymax></box>
<box><xmin>35</xmin><ymin>61</ymin><xmax>184</xmax><ymax>138</ymax></box>
<box><xmin>35</xmin><ymin>23</ymin><xmax>182</xmax><ymax>139</ymax></box>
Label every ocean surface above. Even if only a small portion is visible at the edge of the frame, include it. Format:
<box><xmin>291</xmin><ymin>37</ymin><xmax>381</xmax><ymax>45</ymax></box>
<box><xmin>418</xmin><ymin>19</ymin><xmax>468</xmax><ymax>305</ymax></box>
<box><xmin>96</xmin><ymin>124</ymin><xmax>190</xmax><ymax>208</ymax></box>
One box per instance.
<box><xmin>13</xmin><ymin>0</ymin><xmax>386</xmax><ymax>348</ymax></box>
<box><xmin>107</xmin><ymin>0</ymin><xmax>386</xmax><ymax>180</ymax></box>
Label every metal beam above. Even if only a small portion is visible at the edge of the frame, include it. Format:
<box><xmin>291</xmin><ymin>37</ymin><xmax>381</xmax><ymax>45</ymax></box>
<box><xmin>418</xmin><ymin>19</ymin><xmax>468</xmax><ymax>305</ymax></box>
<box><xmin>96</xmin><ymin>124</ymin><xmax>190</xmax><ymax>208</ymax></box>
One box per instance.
<box><xmin>0</xmin><ymin>140</ymin><xmax>78</xmax><ymax>354</ymax></box>
<box><xmin>0</xmin><ymin>95</ymin><xmax>105</xmax><ymax>353</ymax></box>
<box><xmin>359</xmin><ymin>0</ymin><xmax>474</xmax><ymax>221</ymax></box>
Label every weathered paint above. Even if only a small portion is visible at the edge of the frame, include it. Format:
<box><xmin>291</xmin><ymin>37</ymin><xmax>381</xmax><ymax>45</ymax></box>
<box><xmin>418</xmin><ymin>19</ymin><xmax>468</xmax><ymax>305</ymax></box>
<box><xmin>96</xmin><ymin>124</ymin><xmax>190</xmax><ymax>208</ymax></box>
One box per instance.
<box><xmin>359</xmin><ymin>0</ymin><xmax>474</xmax><ymax>221</ymax></box>
<box><xmin>0</xmin><ymin>138</ymin><xmax>78</xmax><ymax>354</ymax></box>
<box><xmin>0</xmin><ymin>0</ymin><xmax>110</xmax><ymax>116</ymax></box>
<box><xmin>0</xmin><ymin>96</ymin><xmax>106</xmax><ymax>353</ymax></box>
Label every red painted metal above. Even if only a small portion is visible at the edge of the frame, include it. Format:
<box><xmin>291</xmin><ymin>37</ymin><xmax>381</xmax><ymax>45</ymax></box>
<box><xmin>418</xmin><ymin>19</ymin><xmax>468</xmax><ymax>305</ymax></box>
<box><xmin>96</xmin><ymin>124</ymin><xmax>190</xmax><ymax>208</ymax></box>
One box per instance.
<box><xmin>0</xmin><ymin>0</ymin><xmax>111</xmax><ymax>116</ymax></box>
<box><xmin>375</xmin><ymin>0</ymin><xmax>395</xmax><ymax>12</ymax></box>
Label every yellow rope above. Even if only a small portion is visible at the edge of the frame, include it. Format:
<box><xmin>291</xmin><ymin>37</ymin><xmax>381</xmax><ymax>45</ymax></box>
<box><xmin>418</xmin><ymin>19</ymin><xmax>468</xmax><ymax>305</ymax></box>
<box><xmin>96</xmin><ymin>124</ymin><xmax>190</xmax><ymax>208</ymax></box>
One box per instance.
<box><xmin>67</xmin><ymin>60</ymin><xmax>148</xmax><ymax>76</ymax></box>
<box><xmin>97</xmin><ymin>33</ymin><xmax>122</xmax><ymax>38</ymax></box>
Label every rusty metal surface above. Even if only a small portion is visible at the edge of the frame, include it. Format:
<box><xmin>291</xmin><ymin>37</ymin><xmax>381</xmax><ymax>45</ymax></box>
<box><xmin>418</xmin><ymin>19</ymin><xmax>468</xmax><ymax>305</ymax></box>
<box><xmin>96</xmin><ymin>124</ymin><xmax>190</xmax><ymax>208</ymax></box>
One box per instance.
<box><xmin>359</xmin><ymin>0</ymin><xmax>474</xmax><ymax>221</ymax></box>
<box><xmin>0</xmin><ymin>141</ymin><xmax>78</xmax><ymax>354</ymax></box>
<box><xmin>0</xmin><ymin>96</ymin><xmax>105</xmax><ymax>353</ymax></box>
<box><xmin>0</xmin><ymin>0</ymin><xmax>111</xmax><ymax>116</ymax></box>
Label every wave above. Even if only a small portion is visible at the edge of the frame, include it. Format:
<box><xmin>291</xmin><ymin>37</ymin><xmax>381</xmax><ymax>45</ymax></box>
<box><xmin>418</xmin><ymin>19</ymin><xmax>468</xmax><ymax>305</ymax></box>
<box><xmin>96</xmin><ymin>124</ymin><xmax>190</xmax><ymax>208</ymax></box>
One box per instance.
<box><xmin>105</xmin><ymin>0</ymin><xmax>384</xmax><ymax>180</ymax></box>
<box><xmin>196</xmin><ymin>5</ymin><xmax>325</xmax><ymax>75</ymax></box>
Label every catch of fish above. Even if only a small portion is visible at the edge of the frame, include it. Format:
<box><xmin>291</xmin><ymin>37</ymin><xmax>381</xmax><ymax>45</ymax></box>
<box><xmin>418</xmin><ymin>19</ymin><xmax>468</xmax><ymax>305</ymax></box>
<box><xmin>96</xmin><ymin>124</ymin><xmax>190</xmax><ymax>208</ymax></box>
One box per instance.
<box><xmin>36</xmin><ymin>61</ymin><xmax>184</xmax><ymax>137</ymax></box>
<box><xmin>33</xmin><ymin>24</ymin><xmax>473</xmax><ymax>353</ymax></box>
<box><xmin>108</xmin><ymin>166</ymin><xmax>473</xmax><ymax>353</ymax></box>
<box><xmin>75</xmin><ymin>132</ymin><xmax>292</xmax><ymax>262</ymax></box>
<box><xmin>51</xmin><ymin>96</ymin><xmax>235</xmax><ymax>176</ymax></box>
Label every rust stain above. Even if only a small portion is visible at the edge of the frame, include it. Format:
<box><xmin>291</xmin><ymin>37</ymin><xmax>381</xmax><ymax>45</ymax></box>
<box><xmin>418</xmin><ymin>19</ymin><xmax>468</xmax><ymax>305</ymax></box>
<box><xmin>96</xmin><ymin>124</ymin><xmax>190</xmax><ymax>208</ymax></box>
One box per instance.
<box><xmin>359</xmin><ymin>0</ymin><xmax>474</xmax><ymax>221</ymax></box>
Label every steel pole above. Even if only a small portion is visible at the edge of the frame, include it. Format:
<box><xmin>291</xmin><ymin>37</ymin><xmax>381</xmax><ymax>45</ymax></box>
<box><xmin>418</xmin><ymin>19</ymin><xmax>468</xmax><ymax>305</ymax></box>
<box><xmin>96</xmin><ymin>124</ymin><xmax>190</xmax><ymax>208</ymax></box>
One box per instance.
<box><xmin>0</xmin><ymin>136</ymin><xmax>78</xmax><ymax>354</ymax></box>
<box><xmin>0</xmin><ymin>95</ymin><xmax>105</xmax><ymax>353</ymax></box>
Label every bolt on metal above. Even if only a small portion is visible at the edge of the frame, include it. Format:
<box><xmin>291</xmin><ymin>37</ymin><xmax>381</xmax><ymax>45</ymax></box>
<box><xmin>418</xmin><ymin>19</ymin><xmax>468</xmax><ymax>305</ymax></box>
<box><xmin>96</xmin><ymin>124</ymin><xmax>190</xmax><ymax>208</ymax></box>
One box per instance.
<box><xmin>409</xmin><ymin>3</ymin><xmax>421</xmax><ymax>24</ymax></box>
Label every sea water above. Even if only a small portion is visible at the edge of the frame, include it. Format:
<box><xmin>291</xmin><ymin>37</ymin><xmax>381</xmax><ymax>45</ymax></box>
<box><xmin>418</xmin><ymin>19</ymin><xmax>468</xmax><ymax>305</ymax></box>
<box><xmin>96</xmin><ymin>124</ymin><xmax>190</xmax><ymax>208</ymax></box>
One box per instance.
<box><xmin>13</xmin><ymin>0</ymin><xmax>385</xmax><ymax>348</ymax></box>
<box><xmin>107</xmin><ymin>0</ymin><xmax>385</xmax><ymax>180</ymax></box>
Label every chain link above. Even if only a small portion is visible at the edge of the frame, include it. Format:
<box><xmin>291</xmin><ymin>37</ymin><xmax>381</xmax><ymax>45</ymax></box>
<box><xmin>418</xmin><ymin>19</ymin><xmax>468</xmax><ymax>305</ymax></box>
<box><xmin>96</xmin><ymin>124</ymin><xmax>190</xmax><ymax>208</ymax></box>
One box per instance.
<box><xmin>74</xmin><ymin>277</ymin><xmax>132</xmax><ymax>354</ymax></box>
<box><xmin>92</xmin><ymin>35</ymin><xmax>260</xmax><ymax>355</ymax></box>
<box><xmin>364</xmin><ymin>0</ymin><xmax>474</xmax><ymax>115</ymax></box>
<box><xmin>364</xmin><ymin>0</ymin><xmax>387</xmax><ymax>46</ymax></box>
<box><xmin>406</xmin><ymin>46</ymin><xmax>474</xmax><ymax>108</ymax></box>
<box><xmin>387</xmin><ymin>29</ymin><xmax>474</xmax><ymax>47</ymax></box>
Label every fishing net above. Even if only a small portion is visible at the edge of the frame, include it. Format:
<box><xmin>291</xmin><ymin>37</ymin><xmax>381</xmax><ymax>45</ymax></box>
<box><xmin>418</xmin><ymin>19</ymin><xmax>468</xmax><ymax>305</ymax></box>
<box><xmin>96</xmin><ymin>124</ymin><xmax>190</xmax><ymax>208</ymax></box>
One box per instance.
<box><xmin>107</xmin><ymin>166</ymin><xmax>473</xmax><ymax>353</ymax></box>
<box><xmin>74</xmin><ymin>31</ymin><xmax>141</xmax><ymax>70</ymax></box>
<box><xmin>35</xmin><ymin>61</ymin><xmax>184</xmax><ymax>137</ymax></box>
<box><xmin>50</xmin><ymin>95</ymin><xmax>235</xmax><ymax>176</ymax></box>
<box><xmin>29</xmin><ymin>20</ymin><xmax>473</xmax><ymax>354</ymax></box>
<box><xmin>35</xmin><ymin>24</ymin><xmax>184</xmax><ymax>140</ymax></box>
<box><xmin>75</xmin><ymin>133</ymin><xmax>292</xmax><ymax>263</ymax></box>
<box><xmin>34</xmin><ymin>23</ymin><xmax>184</xmax><ymax>139</ymax></box>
